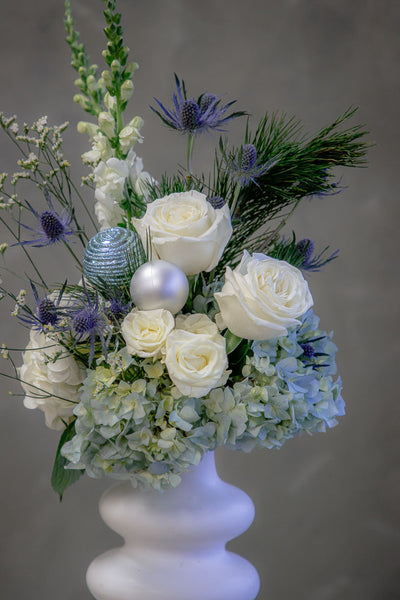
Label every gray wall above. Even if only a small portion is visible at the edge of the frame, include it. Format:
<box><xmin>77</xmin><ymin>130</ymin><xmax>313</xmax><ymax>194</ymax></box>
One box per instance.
<box><xmin>0</xmin><ymin>1</ymin><xmax>399</xmax><ymax>599</ymax></box>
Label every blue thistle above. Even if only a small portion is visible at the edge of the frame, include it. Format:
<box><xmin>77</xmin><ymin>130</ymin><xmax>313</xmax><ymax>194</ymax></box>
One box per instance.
<box><xmin>107</xmin><ymin>295</ymin><xmax>132</xmax><ymax>322</ymax></box>
<box><xmin>296</xmin><ymin>238</ymin><xmax>339</xmax><ymax>272</ymax></box>
<box><xmin>68</xmin><ymin>283</ymin><xmax>108</xmax><ymax>366</ymax></box>
<box><xmin>18</xmin><ymin>281</ymin><xmax>67</xmax><ymax>332</ymax></box>
<box><xmin>222</xmin><ymin>142</ymin><xmax>277</xmax><ymax>187</ymax></box>
<box><xmin>300</xmin><ymin>343</ymin><xmax>315</xmax><ymax>359</ymax></box>
<box><xmin>151</xmin><ymin>74</ymin><xmax>246</xmax><ymax>135</ymax></box>
<box><xmin>207</xmin><ymin>195</ymin><xmax>225</xmax><ymax>209</ymax></box>
<box><xmin>16</xmin><ymin>191</ymin><xmax>78</xmax><ymax>247</ymax></box>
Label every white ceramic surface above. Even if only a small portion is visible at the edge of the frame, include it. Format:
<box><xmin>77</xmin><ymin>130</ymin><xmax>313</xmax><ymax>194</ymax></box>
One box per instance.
<box><xmin>86</xmin><ymin>452</ymin><xmax>260</xmax><ymax>600</ymax></box>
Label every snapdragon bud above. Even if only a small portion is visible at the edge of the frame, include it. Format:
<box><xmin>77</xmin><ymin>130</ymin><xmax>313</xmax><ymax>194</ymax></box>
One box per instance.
<box><xmin>111</xmin><ymin>59</ymin><xmax>121</xmax><ymax>73</ymax></box>
<box><xmin>121</xmin><ymin>80</ymin><xmax>134</xmax><ymax>102</ymax></box>
<box><xmin>104</xmin><ymin>93</ymin><xmax>117</xmax><ymax>111</ymax></box>
<box><xmin>98</xmin><ymin>112</ymin><xmax>115</xmax><ymax>139</ymax></box>
<box><xmin>124</xmin><ymin>62</ymin><xmax>139</xmax><ymax>77</ymax></box>
<box><xmin>74</xmin><ymin>78</ymin><xmax>85</xmax><ymax>90</ymax></box>
<box><xmin>73</xmin><ymin>94</ymin><xmax>88</xmax><ymax>109</ymax></box>
<box><xmin>86</xmin><ymin>75</ymin><xmax>97</xmax><ymax>92</ymax></box>
<box><xmin>77</xmin><ymin>121</ymin><xmax>99</xmax><ymax>140</ymax></box>
<box><xmin>101</xmin><ymin>70</ymin><xmax>112</xmax><ymax>88</ymax></box>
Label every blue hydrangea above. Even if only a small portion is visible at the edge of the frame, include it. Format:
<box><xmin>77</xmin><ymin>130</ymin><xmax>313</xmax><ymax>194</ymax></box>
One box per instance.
<box><xmin>62</xmin><ymin>311</ymin><xmax>344</xmax><ymax>490</ymax></box>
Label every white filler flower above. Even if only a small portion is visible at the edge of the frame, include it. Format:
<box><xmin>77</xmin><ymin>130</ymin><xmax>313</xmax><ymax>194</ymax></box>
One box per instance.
<box><xmin>215</xmin><ymin>251</ymin><xmax>313</xmax><ymax>340</ymax></box>
<box><xmin>133</xmin><ymin>190</ymin><xmax>232</xmax><ymax>276</ymax></box>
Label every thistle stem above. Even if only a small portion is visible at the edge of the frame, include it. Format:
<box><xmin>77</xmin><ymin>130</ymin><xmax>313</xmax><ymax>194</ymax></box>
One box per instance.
<box><xmin>230</xmin><ymin>182</ymin><xmax>242</xmax><ymax>216</ymax></box>
<box><xmin>186</xmin><ymin>133</ymin><xmax>195</xmax><ymax>187</ymax></box>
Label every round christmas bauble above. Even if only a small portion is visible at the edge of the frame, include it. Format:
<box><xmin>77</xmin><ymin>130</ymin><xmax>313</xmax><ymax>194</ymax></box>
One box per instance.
<box><xmin>83</xmin><ymin>227</ymin><xmax>146</xmax><ymax>295</ymax></box>
<box><xmin>130</xmin><ymin>260</ymin><xmax>189</xmax><ymax>314</ymax></box>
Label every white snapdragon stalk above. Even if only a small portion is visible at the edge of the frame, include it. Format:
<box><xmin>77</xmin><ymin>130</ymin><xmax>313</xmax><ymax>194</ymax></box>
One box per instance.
<box><xmin>93</xmin><ymin>149</ymin><xmax>153</xmax><ymax>229</ymax></box>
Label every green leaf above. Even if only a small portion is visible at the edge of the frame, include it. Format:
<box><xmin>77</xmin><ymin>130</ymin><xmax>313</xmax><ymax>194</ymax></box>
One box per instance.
<box><xmin>51</xmin><ymin>419</ymin><xmax>84</xmax><ymax>501</ymax></box>
<box><xmin>224</xmin><ymin>329</ymin><xmax>243</xmax><ymax>354</ymax></box>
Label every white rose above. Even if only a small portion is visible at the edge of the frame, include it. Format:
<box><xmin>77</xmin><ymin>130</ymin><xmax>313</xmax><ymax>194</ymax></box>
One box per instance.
<box><xmin>164</xmin><ymin>326</ymin><xmax>228</xmax><ymax>398</ymax></box>
<box><xmin>215</xmin><ymin>251</ymin><xmax>313</xmax><ymax>340</ymax></box>
<box><xmin>133</xmin><ymin>190</ymin><xmax>232</xmax><ymax>276</ymax></box>
<box><xmin>19</xmin><ymin>329</ymin><xmax>86</xmax><ymax>431</ymax></box>
<box><xmin>121</xmin><ymin>308</ymin><xmax>174</xmax><ymax>358</ymax></box>
<box><xmin>175</xmin><ymin>313</ymin><xmax>220</xmax><ymax>339</ymax></box>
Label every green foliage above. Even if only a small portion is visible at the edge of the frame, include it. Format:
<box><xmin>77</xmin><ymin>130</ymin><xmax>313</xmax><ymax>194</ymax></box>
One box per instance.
<box><xmin>216</xmin><ymin>108</ymin><xmax>370</xmax><ymax>272</ymax></box>
<box><xmin>51</xmin><ymin>419</ymin><xmax>84</xmax><ymax>501</ymax></box>
<box><xmin>64</xmin><ymin>1</ymin><xmax>105</xmax><ymax>116</ymax></box>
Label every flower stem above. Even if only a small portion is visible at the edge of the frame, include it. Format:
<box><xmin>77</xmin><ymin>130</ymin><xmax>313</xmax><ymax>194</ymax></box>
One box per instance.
<box><xmin>63</xmin><ymin>241</ymin><xmax>83</xmax><ymax>270</ymax></box>
<box><xmin>230</xmin><ymin>182</ymin><xmax>242</xmax><ymax>216</ymax></box>
<box><xmin>186</xmin><ymin>133</ymin><xmax>195</xmax><ymax>187</ymax></box>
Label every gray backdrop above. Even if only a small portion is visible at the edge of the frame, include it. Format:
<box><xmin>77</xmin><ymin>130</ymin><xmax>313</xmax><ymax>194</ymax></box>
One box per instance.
<box><xmin>0</xmin><ymin>1</ymin><xmax>399</xmax><ymax>599</ymax></box>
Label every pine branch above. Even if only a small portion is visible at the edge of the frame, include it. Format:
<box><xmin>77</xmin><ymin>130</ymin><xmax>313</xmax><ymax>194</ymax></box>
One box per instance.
<box><xmin>216</xmin><ymin>107</ymin><xmax>370</xmax><ymax>271</ymax></box>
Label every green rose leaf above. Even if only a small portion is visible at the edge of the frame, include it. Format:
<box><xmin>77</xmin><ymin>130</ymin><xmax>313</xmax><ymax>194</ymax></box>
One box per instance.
<box><xmin>51</xmin><ymin>419</ymin><xmax>84</xmax><ymax>501</ymax></box>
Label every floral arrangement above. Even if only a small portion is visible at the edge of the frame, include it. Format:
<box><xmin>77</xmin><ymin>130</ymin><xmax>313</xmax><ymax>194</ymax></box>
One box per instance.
<box><xmin>0</xmin><ymin>0</ymin><xmax>369</xmax><ymax>497</ymax></box>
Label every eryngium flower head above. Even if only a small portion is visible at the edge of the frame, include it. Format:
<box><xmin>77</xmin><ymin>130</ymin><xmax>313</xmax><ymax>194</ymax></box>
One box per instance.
<box><xmin>151</xmin><ymin>74</ymin><xmax>246</xmax><ymax>135</ymax></box>
<box><xmin>223</xmin><ymin>143</ymin><xmax>277</xmax><ymax>187</ymax></box>
<box><xmin>68</xmin><ymin>284</ymin><xmax>108</xmax><ymax>366</ymax></box>
<box><xmin>17</xmin><ymin>191</ymin><xmax>78</xmax><ymax>247</ymax></box>
<box><xmin>18</xmin><ymin>281</ymin><xmax>67</xmax><ymax>332</ymax></box>
<box><xmin>296</xmin><ymin>238</ymin><xmax>339</xmax><ymax>272</ymax></box>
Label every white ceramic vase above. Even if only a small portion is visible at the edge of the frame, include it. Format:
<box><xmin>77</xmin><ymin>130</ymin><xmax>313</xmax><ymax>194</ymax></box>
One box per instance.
<box><xmin>86</xmin><ymin>452</ymin><xmax>260</xmax><ymax>600</ymax></box>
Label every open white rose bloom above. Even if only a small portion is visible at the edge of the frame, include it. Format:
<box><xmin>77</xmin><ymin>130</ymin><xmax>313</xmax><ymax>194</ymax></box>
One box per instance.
<box><xmin>0</xmin><ymin>0</ymin><xmax>368</xmax><ymax>497</ymax></box>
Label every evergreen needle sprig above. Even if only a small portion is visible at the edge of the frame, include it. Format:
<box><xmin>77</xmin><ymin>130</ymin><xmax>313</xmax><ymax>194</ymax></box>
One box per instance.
<box><xmin>216</xmin><ymin>107</ymin><xmax>370</xmax><ymax>271</ymax></box>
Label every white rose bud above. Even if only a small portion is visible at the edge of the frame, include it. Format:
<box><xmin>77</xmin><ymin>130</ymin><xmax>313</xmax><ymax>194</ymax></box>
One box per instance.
<box><xmin>165</xmin><ymin>326</ymin><xmax>228</xmax><ymax>398</ymax></box>
<box><xmin>98</xmin><ymin>111</ymin><xmax>115</xmax><ymax>139</ymax></box>
<box><xmin>215</xmin><ymin>251</ymin><xmax>313</xmax><ymax>341</ymax></box>
<box><xmin>19</xmin><ymin>329</ymin><xmax>85</xmax><ymax>431</ymax></box>
<box><xmin>121</xmin><ymin>308</ymin><xmax>175</xmax><ymax>359</ymax></box>
<box><xmin>133</xmin><ymin>191</ymin><xmax>232</xmax><ymax>276</ymax></box>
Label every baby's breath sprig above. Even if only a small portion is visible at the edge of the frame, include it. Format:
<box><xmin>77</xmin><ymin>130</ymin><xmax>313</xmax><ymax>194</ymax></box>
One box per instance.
<box><xmin>0</xmin><ymin>114</ymin><xmax>98</xmax><ymax>239</ymax></box>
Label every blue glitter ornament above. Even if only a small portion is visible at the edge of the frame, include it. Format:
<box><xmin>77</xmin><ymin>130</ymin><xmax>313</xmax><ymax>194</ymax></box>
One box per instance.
<box><xmin>83</xmin><ymin>227</ymin><xmax>145</xmax><ymax>295</ymax></box>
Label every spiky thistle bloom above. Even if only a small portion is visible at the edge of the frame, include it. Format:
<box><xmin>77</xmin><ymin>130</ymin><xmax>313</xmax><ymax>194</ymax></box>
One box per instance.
<box><xmin>68</xmin><ymin>284</ymin><xmax>108</xmax><ymax>366</ymax></box>
<box><xmin>296</xmin><ymin>238</ymin><xmax>339</xmax><ymax>272</ymax></box>
<box><xmin>151</xmin><ymin>74</ymin><xmax>245</xmax><ymax>135</ymax></box>
<box><xmin>106</xmin><ymin>294</ymin><xmax>132</xmax><ymax>323</ymax></box>
<box><xmin>17</xmin><ymin>191</ymin><xmax>78</xmax><ymax>247</ymax></box>
<box><xmin>223</xmin><ymin>143</ymin><xmax>277</xmax><ymax>187</ymax></box>
<box><xmin>18</xmin><ymin>281</ymin><xmax>67</xmax><ymax>332</ymax></box>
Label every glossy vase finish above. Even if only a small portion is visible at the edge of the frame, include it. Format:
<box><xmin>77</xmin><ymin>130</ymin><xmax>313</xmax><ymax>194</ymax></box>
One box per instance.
<box><xmin>86</xmin><ymin>452</ymin><xmax>260</xmax><ymax>600</ymax></box>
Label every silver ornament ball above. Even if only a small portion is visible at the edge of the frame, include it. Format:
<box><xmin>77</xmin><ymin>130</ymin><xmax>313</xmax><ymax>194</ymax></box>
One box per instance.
<box><xmin>83</xmin><ymin>227</ymin><xmax>145</xmax><ymax>295</ymax></box>
<box><xmin>130</xmin><ymin>260</ymin><xmax>189</xmax><ymax>314</ymax></box>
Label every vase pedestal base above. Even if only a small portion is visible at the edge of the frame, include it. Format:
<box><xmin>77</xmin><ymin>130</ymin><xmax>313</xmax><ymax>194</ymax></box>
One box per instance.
<box><xmin>86</xmin><ymin>453</ymin><xmax>260</xmax><ymax>600</ymax></box>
